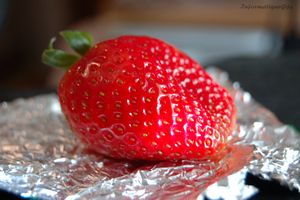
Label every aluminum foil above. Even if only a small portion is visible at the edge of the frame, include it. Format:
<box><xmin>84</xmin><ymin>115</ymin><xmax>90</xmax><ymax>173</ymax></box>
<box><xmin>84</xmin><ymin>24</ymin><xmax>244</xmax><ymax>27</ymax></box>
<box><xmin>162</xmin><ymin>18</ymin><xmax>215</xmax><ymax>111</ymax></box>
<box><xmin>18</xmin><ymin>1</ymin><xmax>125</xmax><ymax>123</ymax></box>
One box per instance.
<box><xmin>0</xmin><ymin>67</ymin><xmax>299</xmax><ymax>200</ymax></box>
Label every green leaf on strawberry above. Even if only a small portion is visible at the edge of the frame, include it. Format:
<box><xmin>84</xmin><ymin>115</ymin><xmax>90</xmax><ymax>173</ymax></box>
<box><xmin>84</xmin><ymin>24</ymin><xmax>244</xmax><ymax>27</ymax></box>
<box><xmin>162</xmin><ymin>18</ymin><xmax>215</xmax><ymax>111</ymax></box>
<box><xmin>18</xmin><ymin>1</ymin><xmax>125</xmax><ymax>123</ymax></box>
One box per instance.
<box><xmin>42</xmin><ymin>49</ymin><xmax>79</xmax><ymax>69</ymax></box>
<box><xmin>60</xmin><ymin>30</ymin><xmax>93</xmax><ymax>55</ymax></box>
<box><xmin>42</xmin><ymin>31</ymin><xmax>93</xmax><ymax>69</ymax></box>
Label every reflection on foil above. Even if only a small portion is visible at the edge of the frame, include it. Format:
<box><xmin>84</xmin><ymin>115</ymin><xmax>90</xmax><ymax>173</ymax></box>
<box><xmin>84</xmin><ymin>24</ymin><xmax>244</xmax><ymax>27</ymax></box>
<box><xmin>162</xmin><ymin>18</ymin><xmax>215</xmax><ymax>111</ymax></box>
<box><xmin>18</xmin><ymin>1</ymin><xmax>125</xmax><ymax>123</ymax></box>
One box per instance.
<box><xmin>0</xmin><ymin>67</ymin><xmax>299</xmax><ymax>200</ymax></box>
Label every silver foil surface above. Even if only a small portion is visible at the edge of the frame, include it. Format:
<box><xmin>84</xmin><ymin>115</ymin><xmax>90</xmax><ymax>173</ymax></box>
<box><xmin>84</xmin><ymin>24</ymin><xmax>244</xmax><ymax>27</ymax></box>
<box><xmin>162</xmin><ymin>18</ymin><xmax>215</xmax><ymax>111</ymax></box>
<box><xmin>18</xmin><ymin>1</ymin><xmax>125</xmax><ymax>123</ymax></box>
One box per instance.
<box><xmin>0</xmin><ymin>67</ymin><xmax>299</xmax><ymax>200</ymax></box>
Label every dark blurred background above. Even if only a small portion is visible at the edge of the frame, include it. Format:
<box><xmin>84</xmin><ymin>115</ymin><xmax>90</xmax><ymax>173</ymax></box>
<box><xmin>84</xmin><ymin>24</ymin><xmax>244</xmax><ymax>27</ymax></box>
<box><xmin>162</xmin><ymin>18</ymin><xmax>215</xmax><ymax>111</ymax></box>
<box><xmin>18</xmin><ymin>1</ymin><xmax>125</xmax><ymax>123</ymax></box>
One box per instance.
<box><xmin>0</xmin><ymin>0</ymin><xmax>299</xmax><ymax>128</ymax></box>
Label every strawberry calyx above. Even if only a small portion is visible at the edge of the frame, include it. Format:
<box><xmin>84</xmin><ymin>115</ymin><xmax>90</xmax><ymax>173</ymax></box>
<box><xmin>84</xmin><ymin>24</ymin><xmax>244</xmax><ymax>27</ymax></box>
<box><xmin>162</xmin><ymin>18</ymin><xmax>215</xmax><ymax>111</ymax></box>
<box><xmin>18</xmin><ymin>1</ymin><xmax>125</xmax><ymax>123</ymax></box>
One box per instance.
<box><xmin>42</xmin><ymin>30</ymin><xmax>93</xmax><ymax>69</ymax></box>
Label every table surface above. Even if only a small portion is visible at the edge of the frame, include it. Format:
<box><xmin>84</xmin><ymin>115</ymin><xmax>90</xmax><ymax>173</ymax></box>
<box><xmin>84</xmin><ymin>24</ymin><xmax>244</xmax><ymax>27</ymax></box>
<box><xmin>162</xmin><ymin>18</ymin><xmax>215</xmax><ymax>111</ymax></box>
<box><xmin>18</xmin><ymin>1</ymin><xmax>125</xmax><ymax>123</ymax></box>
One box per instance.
<box><xmin>0</xmin><ymin>51</ymin><xmax>300</xmax><ymax>199</ymax></box>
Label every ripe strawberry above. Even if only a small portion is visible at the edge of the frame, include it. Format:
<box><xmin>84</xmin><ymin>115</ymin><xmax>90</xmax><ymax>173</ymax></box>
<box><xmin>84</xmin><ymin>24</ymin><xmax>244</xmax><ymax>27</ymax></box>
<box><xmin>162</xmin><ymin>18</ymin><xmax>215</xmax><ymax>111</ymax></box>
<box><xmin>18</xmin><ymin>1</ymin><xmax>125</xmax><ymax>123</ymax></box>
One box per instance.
<box><xmin>42</xmin><ymin>31</ymin><xmax>236</xmax><ymax>161</ymax></box>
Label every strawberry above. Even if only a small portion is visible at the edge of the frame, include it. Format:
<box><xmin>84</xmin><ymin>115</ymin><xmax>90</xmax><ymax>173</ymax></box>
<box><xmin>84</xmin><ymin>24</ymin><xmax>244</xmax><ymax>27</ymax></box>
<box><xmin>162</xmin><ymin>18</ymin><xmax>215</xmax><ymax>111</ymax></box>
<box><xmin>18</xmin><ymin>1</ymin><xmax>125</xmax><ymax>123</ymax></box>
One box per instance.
<box><xmin>42</xmin><ymin>31</ymin><xmax>236</xmax><ymax>161</ymax></box>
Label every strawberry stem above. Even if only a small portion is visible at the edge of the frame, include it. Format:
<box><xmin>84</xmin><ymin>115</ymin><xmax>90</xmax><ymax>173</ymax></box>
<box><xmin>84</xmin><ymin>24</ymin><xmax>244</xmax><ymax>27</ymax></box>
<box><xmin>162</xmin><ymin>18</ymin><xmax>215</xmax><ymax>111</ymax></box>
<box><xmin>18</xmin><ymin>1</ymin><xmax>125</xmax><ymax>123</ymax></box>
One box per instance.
<box><xmin>42</xmin><ymin>30</ymin><xmax>93</xmax><ymax>69</ymax></box>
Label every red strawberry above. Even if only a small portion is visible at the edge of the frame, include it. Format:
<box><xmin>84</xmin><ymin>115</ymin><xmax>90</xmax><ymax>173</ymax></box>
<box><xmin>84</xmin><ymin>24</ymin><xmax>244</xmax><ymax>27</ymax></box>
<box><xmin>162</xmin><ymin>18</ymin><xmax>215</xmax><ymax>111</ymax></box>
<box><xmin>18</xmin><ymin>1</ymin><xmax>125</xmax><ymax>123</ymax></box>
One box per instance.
<box><xmin>42</xmin><ymin>31</ymin><xmax>236</xmax><ymax>161</ymax></box>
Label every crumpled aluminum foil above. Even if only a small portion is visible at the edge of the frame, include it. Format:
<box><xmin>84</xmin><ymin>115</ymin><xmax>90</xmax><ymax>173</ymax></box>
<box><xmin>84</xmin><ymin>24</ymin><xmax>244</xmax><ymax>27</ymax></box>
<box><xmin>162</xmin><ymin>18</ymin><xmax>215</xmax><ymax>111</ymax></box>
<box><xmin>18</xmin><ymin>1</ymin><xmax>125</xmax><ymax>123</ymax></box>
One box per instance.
<box><xmin>0</xmin><ymin>67</ymin><xmax>299</xmax><ymax>200</ymax></box>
